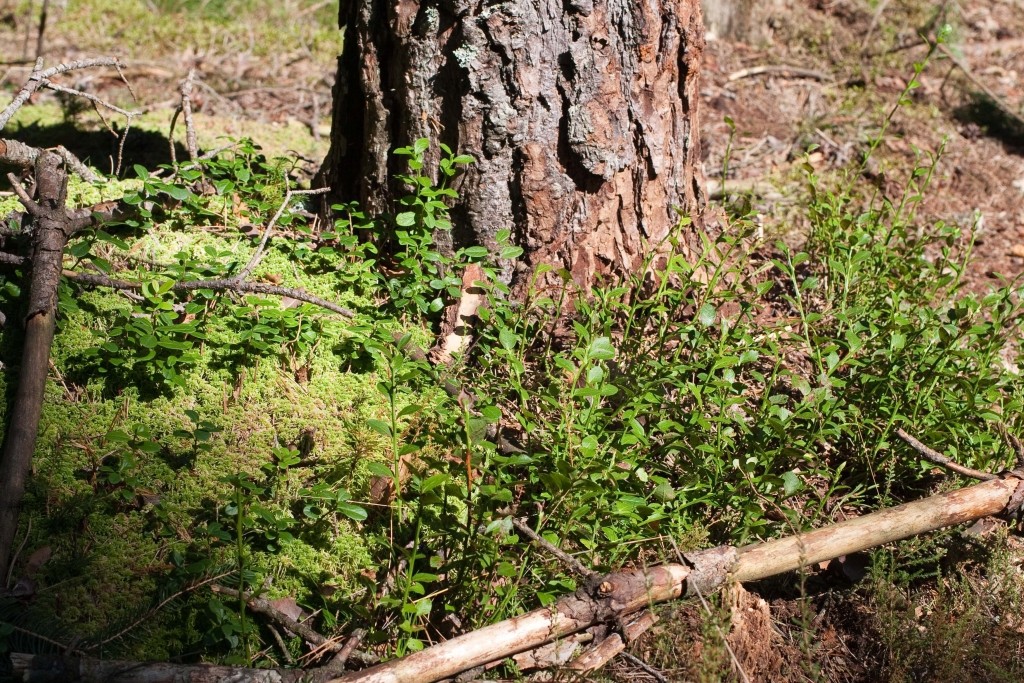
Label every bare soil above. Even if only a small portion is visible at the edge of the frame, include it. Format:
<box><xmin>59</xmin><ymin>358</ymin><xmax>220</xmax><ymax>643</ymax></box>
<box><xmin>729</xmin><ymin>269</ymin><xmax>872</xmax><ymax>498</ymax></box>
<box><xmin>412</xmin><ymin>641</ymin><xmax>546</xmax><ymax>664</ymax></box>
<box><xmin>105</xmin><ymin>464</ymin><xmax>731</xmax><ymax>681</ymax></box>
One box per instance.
<box><xmin>700</xmin><ymin>0</ymin><xmax>1024</xmax><ymax>291</ymax></box>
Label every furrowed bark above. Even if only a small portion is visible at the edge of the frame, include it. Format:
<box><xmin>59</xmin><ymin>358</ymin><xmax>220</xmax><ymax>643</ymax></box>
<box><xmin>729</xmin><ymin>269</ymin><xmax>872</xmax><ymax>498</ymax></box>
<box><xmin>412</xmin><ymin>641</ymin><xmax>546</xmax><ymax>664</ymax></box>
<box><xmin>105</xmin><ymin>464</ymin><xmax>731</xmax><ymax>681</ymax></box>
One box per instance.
<box><xmin>322</xmin><ymin>0</ymin><xmax>707</xmax><ymax>287</ymax></box>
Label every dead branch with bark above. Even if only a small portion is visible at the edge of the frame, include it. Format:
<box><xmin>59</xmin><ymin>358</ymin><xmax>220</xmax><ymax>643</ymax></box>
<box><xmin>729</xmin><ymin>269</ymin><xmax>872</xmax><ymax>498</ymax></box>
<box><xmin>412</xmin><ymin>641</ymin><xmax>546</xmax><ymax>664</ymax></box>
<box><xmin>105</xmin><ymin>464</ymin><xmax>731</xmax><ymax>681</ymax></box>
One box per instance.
<box><xmin>10</xmin><ymin>464</ymin><xmax>1023</xmax><ymax>683</ymax></box>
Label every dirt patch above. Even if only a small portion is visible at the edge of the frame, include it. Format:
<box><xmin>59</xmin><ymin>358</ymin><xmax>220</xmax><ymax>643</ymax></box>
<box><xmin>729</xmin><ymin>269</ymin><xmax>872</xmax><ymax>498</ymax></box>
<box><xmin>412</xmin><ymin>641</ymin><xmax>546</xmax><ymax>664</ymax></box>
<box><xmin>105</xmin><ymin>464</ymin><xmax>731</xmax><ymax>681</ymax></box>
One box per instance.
<box><xmin>700</xmin><ymin>0</ymin><xmax>1024</xmax><ymax>290</ymax></box>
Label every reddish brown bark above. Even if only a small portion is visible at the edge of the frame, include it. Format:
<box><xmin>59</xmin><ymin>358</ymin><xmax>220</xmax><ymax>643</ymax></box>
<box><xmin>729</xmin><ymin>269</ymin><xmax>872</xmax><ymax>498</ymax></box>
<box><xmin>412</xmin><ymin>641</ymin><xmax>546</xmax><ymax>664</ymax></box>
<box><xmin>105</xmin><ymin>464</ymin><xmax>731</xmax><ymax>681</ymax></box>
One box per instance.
<box><xmin>322</xmin><ymin>0</ymin><xmax>707</xmax><ymax>287</ymax></box>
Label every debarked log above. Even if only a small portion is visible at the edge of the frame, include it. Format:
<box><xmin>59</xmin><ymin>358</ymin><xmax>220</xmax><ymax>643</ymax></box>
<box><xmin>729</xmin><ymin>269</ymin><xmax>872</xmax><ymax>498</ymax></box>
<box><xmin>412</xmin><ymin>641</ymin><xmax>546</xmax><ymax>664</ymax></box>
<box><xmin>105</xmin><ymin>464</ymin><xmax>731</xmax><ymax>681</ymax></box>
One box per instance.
<box><xmin>11</xmin><ymin>475</ymin><xmax>1023</xmax><ymax>683</ymax></box>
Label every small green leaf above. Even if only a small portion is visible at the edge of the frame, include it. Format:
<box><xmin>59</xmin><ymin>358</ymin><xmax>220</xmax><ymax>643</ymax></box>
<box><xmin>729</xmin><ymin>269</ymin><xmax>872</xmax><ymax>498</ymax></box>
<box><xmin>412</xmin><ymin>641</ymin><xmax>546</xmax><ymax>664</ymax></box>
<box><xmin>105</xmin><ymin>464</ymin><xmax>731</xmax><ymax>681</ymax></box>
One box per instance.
<box><xmin>366</xmin><ymin>461</ymin><xmax>394</xmax><ymax>477</ymax></box>
<box><xmin>587</xmin><ymin>337</ymin><xmax>615</xmax><ymax>360</ymax></box>
<box><xmin>366</xmin><ymin>419</ymin><xmax>393</xmax><ymax>438</ymax></box>
<box><xmin>781</xmin><ymin>471</ymin><xmax>803</xmax><ymax>496</ymax></box>
<box><xmin>698</xmin><ymin>303</ymin><xmax>716</xmax><ymax>326</ymax></box>
<box><xmin>337</xmin><ymin>502</ymin><xmax>368</xmax><ymax>521</ymax></box>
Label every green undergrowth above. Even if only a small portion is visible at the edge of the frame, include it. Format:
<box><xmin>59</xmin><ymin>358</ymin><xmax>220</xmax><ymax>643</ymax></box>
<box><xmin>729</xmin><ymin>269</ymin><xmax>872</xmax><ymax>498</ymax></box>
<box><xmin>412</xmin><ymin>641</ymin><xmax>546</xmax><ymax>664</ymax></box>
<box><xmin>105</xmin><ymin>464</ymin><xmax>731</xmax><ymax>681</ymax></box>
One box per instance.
<box><xmin>2</xmin><ymin>1</ymin><xmax>340</xmax><ymax>68</ymax></box>
<box><xmin>1</xmin><ymin>41</ymin><xmax>1023</xmax><ymax>676</ymax></box>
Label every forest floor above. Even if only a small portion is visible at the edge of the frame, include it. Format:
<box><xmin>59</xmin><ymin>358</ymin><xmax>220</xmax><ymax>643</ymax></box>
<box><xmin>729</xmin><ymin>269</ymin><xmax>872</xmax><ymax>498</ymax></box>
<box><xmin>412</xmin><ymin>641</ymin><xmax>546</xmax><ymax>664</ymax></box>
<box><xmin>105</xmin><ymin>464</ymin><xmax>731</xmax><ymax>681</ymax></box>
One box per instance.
<box><xmin>1</xmin><ymin>1</ymin><xmax>1024</xmax><ymax>681</ymax></box>
<box><xmin>654</xmin><ymin>2</ymin><xmax>1024</xmax><ymax>680</ymax></box>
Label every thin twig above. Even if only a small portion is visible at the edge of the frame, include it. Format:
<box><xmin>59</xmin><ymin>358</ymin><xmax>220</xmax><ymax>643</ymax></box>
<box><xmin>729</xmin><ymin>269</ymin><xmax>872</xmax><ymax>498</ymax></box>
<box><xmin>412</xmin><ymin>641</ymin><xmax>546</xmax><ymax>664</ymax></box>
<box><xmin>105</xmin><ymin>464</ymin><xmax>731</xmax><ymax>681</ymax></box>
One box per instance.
<box><xmin>42</xmin><ymin>80</ymin><xmax>135</xmax><ymax>119</ymax></box>
<box><xmin>937</xmin><ymin>43</ymin><xmax>1024</xmax><ymax>131</ymax></box>
<box><xmin>267</xmin><ymin>624</ymin><xmax>295</xmax><ymax>665</ymax></box>
<box><xmin>4</xmin><ymin>517</ymin><xmax>31</xmax><ymax>589</ymax></box>
<box><xmin>54</xmin><ymin>145</ymin><xmax>98</xmax><ymax>183</ymax></box>
<box><xmin>0</xmin><ymin>57</ymin><xmax>126</xmax><ymax>130</ymax></box>
<box><xmin>510</xmin><ymin>517</ymin><xmax>594</xmax><ymax>580</ymax></box>
<box><xmin>619</xmin><ymin>651</ymin><xmax>670</xmax><ymax>683</ymax></box>
<box><xmin>727</xmin><ymin>65</ymin><xmax>833</xmax><ymax>83</ymax></box>
<box><xmin>211</xmin><ymin>584</ymin><xmax>338</xmax><ymax>652</ymax></box>
<box><xmin>996</xmin><ymin>423</ymin><xmax>1024</xmax><ymax>469</ymax></box>
<box><xmin>320</xmin><ymin>628</ymin><xmax>367</xmax><ymax>673</ymax></box>
<box><xmin>235</xmin><ymin>185</ymin><xmax>330</xmax><ymax>282</ymax></box>
<box><xmin>895</xmin><ymin>428</ymin><xmax>998</xmax><ymax>481</ymax></box>
<box><xmin>65</xmin><ymin>271</ymin><xmax>356</xmax><ymax>318</ymax></box>
<box><xmin>86</xmin><ymin>572</ymin><xmax>232</xmax><ymax>650</ymax></box>
<box><xmin>179</xmin><ymin>68</ymin><xmax>199</xmax><ymax>163</ymax></box>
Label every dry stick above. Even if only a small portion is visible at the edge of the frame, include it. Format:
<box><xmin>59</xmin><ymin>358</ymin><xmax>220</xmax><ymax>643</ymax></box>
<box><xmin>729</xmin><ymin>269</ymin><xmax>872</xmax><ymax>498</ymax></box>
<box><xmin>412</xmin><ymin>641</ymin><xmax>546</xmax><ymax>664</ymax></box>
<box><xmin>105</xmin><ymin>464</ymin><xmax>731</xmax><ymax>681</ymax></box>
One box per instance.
<box><xmin>330</xmin><ymin>476</ymin><xmax>1022</xmax><ymax>683</ymax></box>
<box><xmin>65</xmin><ymin>272</ymin><xmax>356</xmax><ymax>318</ymax></box>
<box><xmin>510</xmin><ymin>517</ymin><xmax>593</xmax><ymax>580</ymax></box>
<box><xmin>894</xmin><ymin>428</ymin><xmax>998</xmax><ymax>481</ymax></box>
<box><xmin>726</xmin><ymin>65</ymin><xmax>833</xmax><ymax>83</ymax></box>
<box><xmin>237</xmin><ymin>185</ymin><xmax>331</xmax><ymax>282</ymax></box>
<box><xmin>85</xmin><ymin>572</ymin><xmax>232</xmax><ymax>651</ymax></box>
<box><xmin>997</xmin><ymin>424</ymin><xmax>1024</xmax><ymax>468</ymax></box>
<box><xmin>564</xmin><ymin>609</ymin><xmax>659</xmax><ymax>675</ymax></box>
<box><xmin>43</xmin><ymin>80</ymin><xmax>135</xmax><ymax>119</ymax></box>
<box><xmin>7</xmin><ymin>477</ymin><xmax>1023</xmax><ymax>683</ymax></box>
<box><xmin>179</xmin><ymin>68</ymin><xmax>199</xmax><ymax>163</ymax></box>
<box><xmin>54</xmin><ymin>145</ymin><xmax>98</xmax><ymax>183</ymax></box>
<box><xmin>619</xmin><ymin>652</ymin><xmax>670</xmax><ymax>683</ymax></box>
<box><xmin>10</xmin><ymin>654</ymin><xmax>324</xmax><ymax>683</ymax></box>
<box><xmin>0</xmin><ymin>56</ymin><xmax>125</xmax><ymax>130</ymax></box>
<box><xmin>268</xmin><ymin>625</ymin><xmax>295</xmax><ymax>665</ymax></box>
<box><xmin>211</xmin><ymin>584</ymin><xmax>338</xmax><ymax>654</ymax></box>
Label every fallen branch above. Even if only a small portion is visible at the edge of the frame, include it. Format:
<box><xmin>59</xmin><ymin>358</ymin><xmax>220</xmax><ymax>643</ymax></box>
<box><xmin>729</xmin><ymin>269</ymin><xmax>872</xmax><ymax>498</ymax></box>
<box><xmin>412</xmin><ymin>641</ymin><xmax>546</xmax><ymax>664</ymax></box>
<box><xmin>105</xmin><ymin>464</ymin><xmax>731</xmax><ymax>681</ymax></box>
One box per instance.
<box><xmin>10</xmin><ymin>654</ymin><xmax>328</xmax><ymax>683</ymax></box>
<box><xmin>64</xmin><ymin>272</ymin><xmax>356</xmax><ymax>318</ymax></box>
<box><xmin>936</xmin><ymin>43</ymin><xmax>1024</xmax><ymax>132</ymax></box>
<box><xmin>895</xmin><ymin>428</ymin><xmax>998</xmax><ymax>481</ymax></box>
<box><xmin>726</xmin><ymin>65</ymin><xmax>833</xmax><ymax>83</ymax></box>
<box><xmin>10</xmin><ymin>473</ymin><xmax>1023</xmax><ymax>683</ymax></box>
<box><xmin>0</xmin><ymin>56</ymin><xmax>128</xmax><ymax>131</ymax></box>
<box><xmin>328</xmin><ymin>474</ymin><xmax>1022</xmax><ymax>683</ymax></box>
<box><xmin>210</xmin><ymin>584</ymin><xmax>339</xmax><ymax>655</ymax></box>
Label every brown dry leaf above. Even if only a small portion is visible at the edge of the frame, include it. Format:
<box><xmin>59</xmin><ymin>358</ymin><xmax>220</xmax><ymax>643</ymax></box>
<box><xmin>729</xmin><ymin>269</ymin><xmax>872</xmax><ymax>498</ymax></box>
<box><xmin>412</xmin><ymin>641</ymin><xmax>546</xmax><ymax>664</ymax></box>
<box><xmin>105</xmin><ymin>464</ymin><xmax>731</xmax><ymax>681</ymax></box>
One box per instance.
<box><xmin>269</xmin><ymin>596</ymin><xmax>304</xmax><ymax>623</ymax></box>
<box><xmin>25</xmin><ymin>546</ymin><xmax>51</xmax><ymax>575</ymax></box>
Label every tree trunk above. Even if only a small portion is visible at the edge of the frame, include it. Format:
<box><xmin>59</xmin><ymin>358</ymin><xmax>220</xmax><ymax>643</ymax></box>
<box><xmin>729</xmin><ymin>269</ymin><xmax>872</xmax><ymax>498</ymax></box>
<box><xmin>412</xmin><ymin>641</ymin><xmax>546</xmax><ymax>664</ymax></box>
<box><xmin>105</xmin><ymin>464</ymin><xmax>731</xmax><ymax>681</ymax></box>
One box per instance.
<box><xmin>321</xmin><ymin>0</ymin><xmax>707</xmax><ymax>287</ymax></box>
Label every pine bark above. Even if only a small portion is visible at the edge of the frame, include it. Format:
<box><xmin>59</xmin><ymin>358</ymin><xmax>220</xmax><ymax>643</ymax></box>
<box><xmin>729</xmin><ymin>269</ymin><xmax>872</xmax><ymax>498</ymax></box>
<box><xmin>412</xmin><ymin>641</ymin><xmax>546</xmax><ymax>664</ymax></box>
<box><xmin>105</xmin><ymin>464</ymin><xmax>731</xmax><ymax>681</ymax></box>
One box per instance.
<box><xmin>322</xmin><ymin>0</ymin><xmax>707</xmax><ymax>287</ymax></box>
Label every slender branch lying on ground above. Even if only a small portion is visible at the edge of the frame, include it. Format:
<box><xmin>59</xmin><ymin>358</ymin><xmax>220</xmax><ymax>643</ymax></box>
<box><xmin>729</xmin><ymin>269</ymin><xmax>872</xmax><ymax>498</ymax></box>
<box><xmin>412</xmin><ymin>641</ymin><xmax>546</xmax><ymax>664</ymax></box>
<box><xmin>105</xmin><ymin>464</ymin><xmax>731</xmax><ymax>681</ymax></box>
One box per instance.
<box><xmin>936</xmin><ymin>43</ymin><xmax>1024</xmax><ymax>130</ymax></box>
<box><xmin>237</xmin><ymin>184</ymin><xmax>331</xmax><ymax>281</ymax></box>
<box><xmin>726</xmin><ymin>65</ymin><xmax>833</xmax><ymax>83</ymax></box>
<box><xmin>211</xmin><ymin>584</ymin><xmax>339</xmax><ymax>654</ymax></box>
<box><xmin>85</xmin><ymin>572</ymin><xmax>232</xmax><ymax>651</ymax></box>
<box><xmin>511</xmin><ymin>517</ymin><xmax>594</xmax><ymax>580</ymax></box>
<box><xmin>64</xmin><ymin>272</ymin><xmax>357</xmax><ymax>318</ymax></box>
<box><xmin>619</xmin><ymin>651</ymin><xmax>670</xmax><ymax>683</ymax></box>
<box><xmin>10</xmin><ymin>473</ymin><xmax>1024</xmax><ymax>683</ymax></box>
<box><xmin>895</xmin><ymin>428</ymin><xmax>998</xmax><ymax>481</ymax></box>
